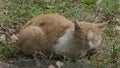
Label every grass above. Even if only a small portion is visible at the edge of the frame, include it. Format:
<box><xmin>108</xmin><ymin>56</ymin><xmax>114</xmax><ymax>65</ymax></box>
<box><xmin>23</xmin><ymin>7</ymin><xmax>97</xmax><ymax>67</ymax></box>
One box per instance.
<box><xmin>0</xmin><ymin>0</ymin><xmax>120</xmax><ymax>68</ymax></box>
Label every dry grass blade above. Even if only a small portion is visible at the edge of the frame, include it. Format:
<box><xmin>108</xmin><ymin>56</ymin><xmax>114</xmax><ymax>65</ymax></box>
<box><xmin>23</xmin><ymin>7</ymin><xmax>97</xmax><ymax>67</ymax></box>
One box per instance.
<box><xmin>39</xmin><ymin>52</ymin><xmax>49</xmax><ymax>62</ymax></box>
<box><xmin>0</xmin><ymin>23</ymin><xmax>7</xmax><ymax>31</ymax></box>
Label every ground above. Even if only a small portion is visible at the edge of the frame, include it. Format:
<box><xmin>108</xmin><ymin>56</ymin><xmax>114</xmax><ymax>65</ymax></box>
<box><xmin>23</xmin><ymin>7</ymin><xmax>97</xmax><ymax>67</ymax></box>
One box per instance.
<box><xmin>0</xmin><ymin>0</ymin><xmax>120</xmax><ymax>68</ymax></box>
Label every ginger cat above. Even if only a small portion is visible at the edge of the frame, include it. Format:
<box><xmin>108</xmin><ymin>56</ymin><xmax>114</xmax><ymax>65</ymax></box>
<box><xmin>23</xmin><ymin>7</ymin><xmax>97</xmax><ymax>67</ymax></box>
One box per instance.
<box><xmin>19</xmin><ymin>14</ymin><xmax>107</xmax><ymax>57</ymax></box>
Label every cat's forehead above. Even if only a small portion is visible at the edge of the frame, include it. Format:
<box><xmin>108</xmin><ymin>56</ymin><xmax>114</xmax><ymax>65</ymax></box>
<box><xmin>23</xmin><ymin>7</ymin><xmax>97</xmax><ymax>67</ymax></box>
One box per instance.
<box><xmin>79</xmin><ymin>22</ymin><xmax>95</xmax><ymax>27</ymax></box>
<box><xmin>77</xmin><ymin>22</ymin><xmax>100</xmax><ymax>37</ymax></box>
<box><xmin>78</xmin><ymin>22</ymin><xmax>99</xmax><ymax>31</ymax></box>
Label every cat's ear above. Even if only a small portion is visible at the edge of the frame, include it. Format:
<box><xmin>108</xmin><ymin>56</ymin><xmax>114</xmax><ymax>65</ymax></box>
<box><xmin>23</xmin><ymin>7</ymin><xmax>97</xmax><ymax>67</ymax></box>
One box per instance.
<box><xmin>73</xmin><ymin>21</ymin><xmax>81</xmax><ymax>31</ymax></box>
<box><xmin>97</xmin><ymin>21</ymin><xmax>109</xmax><ymax>30</ymax></box>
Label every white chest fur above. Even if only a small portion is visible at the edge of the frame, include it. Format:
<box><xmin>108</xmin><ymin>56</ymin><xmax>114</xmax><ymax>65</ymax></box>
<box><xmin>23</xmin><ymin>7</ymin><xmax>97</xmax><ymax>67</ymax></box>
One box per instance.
<box><xmin>53</xmin><ymin>28</ymin><xmax>87</xmax><ymax>56</ymax></box>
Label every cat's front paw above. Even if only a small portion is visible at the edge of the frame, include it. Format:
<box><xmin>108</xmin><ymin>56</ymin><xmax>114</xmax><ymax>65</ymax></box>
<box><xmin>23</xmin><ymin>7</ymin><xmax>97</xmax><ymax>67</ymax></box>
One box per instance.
<box><xmin>86</xmin><ymin>48</ymin><xmax>97</xmax><ymax>58</ymax></box>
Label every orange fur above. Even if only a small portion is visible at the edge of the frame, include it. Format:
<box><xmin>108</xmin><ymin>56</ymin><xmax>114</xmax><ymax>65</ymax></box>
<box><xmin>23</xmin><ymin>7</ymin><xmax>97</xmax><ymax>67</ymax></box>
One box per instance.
<box><xmin>18</xmin><ymin>14</ymin><xmax>107</xmax><ymax>56</ymax></box>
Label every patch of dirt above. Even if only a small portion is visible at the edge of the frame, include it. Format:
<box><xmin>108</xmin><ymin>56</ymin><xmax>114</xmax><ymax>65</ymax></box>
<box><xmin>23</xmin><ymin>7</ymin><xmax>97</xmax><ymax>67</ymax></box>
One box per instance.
<box><xmin>0</xmin><ymin>60</ymin><xmax>59</xmax><ymax>68</ymax></box>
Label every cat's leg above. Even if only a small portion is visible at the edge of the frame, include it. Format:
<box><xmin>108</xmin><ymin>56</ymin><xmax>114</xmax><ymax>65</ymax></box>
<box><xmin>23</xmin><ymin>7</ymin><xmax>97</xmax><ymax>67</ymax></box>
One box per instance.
<box><xmin>19</xmin><ymin>26</ymin><xmax>45</xmax><ymax>53</ymax></box>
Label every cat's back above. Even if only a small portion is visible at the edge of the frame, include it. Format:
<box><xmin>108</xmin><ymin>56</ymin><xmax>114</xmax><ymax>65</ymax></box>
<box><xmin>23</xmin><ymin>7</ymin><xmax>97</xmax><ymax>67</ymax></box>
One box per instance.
<box><xmin>21</xmin><ymin>14</ymin><xmax>73</xmax><ymax>44</ymax></box>
<box><xmin>21</xmin><ymin>14</ymin><xmax>73</xmax><ymax>29</ymax></box>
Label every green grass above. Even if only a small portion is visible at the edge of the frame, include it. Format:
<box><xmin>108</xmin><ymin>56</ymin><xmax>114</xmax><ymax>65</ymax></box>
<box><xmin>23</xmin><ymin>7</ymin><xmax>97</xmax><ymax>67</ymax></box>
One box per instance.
<box><xmin>0</xmin><ymin>0</ymin><xmax>120</xmax><ymax>67</ymax></box>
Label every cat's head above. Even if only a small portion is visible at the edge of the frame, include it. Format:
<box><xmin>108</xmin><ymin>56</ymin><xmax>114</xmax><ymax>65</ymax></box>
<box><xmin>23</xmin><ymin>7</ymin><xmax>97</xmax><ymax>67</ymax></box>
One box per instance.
<box><xmin>72</xmin><ymin>21</ymin><xmax>108</xmax><ymax>49</ymax></box>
